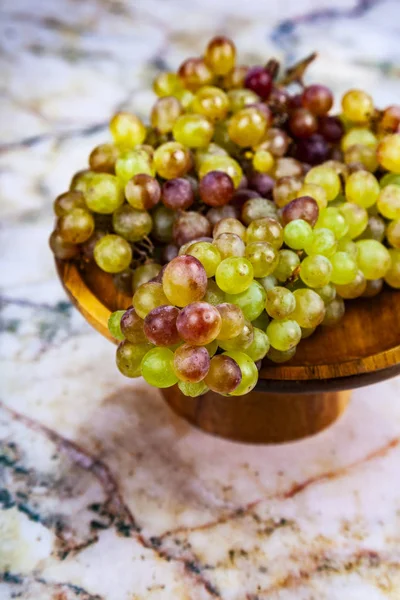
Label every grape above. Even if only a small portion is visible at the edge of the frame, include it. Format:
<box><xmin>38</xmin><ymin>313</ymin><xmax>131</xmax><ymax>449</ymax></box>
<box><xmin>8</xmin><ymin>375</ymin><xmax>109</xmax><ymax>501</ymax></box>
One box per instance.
<box><xmin>120</xmin><ymin>307</ymin><xmax>147</xmax><ymax>343</ymax></box>
<box><xmin>302</xmin><ymin>84</ymin><xmax>333</xmax><ymax>115</ymax></box>
<box><xmin>192</xmin><ymin>86</ymin><xmax>229</xmax><ymax>121</ymax></box>
<box><xmin>116</xmin><ymin>341</ymin><xmax>152</xmax><ymax>378</ymax></box>
<box><xmin>297</xmin><ymin>183</ymin><xmax>328</xmax><ymax>211</ymax></box>
<box><xmin>152</xmin><ymin>205</ymin><xmax>175</xmax><ymax>243</ymax></box>
<box><xmin>228</xmin><ymin>107</ymin><xmax>268</xmax><ymax>147</ymax></box>
<box><xmin>289</xmin><ymin>108</ymin><xmax>318</xmax><ymax>138</ymax></box>
<box><xmin>199</xmin><ymin>155</ymin><xmax>243</xmax><ymax>188</ymax></box>
<box><xmin>199</xmin><ymin>171</ymin><xmax>234</xmax><ymax>207</ymax></box>
<box><xmin>355</xmin><ymin>239</ymin><xmax>392</xmax><ymax>280</ymax></box>
<box><xmin>318</xmin><ymin>115</ymin><xmax>344</xmax><ymax>142</ymax></box>
<box><xmin>109</xmin><ymin>112</ymin><xmax>146</xmax><ymax>147</ymax></box>
<box><xmin>252</xmin><ymin>310</ymin><xmax>270</xmax><ymax>329</ymax></box>
<box><xmin>241</xmin><ymin>197</ymin><xmax>277</xmax><ymax>225</ymax></box>
<box><xmin>377</xmin><ymin>185</ymin><xmax>400</xmax><ymax>220</ymax></box>
<box><xmin>218</xmin><ymin>319</ymin><xmax>254</xmax><ymax>351</ymax></box>
<box><xmin>273</xmin><ymin>250</ymin><xmax>300</xmax><ymax>282</ymax></box>
<box><xmin>273</xmin><ymin>157</ymin><xmax>304</xmax><ymax>179</ymax></box>
<box><xmin>301</xmin><ymin>327</ymin><xmax>316</xmax><ymax>339</ymax></box>
<box><xmin>284</xmin><ymin>220</ymin><xmax>313</xmax><ymax>251</ymax></box>
<box><xmin>94</xmin><ymin>234</ymin><xmax>132</xmax><ymax>273</ymax></box>
<box><xmin>54</xmin><ymin>191</ymin><xmax>86</xmax><ymax>216</ymax></box>
<box><xmin>176</xmin><ymin>302</ymin><xmax>222</xmax><ymax>345</ymax></box>
<box><xmin>245</xmin><ymin>241</ymin><xmax>278</xmax><ymax>277</ymax></box>
<box><xmin>178</xmin><ymin>57</ymin><xmax>213</xmax><ymax>91</ymax></box>
<box><xmin>153</xmin><ymin>72</ymin><xmax>182</xmax><ymax>97</ymax></box>
<box><xmin>377</xmin><ymin>134</ymin><xmax>400</xmax><ymax>173</ymax></box>
<box><xmin>223</xmin><ymin>65</ymin><xmax>248</xmax><ymax>89</ymax></box>
<box><xmin>380</xmin><ymin>105</ymin><xmax>400</xmax><ymax>133</ymax></box>
<box><xmin>339</xmin><ymin>203</ymin><xmax>368</xmax><ymax>239</ymax></box>
<box><xmin>272</xmin><ymin>176</ymin><xmax>303</xmax><ymax>208</ymax></box>
<box><xmin>173</xmin><ymin>113</ymin><xmax>214</xmax><ymax>148</ymax></box>
<box><xmin>384</xmin><ymin>249</ymin><xmax>400</xmax><ymax>288</ymax></box>
<box><xmin>267</xmin><ymin>319</ymin><xmax>301</xmax><ymax>351</ymax></box>
<box><xmin>362</xmin><ymin>278</ymin><xmax>384</xmax><ymax>297</ymax></box>
<box><xmin>258</xmin><ymin>275</ymin><xmax>278</xmax><ymax>293</ymax></box>
<box><xmin>253</xmin><ymin>149</ymin><xmax>274</xmax><ymax>174</ymax></box>
<box><xmin>341</xmin><ymin>127</ymin><xmax>377</xmax><ymax>151</ymax></box>
<box><xmin>213</xmin><ymin>233</ymin><xmax>245</xmax><ymax>260</ymax></box>
<box><xmin>89</xmin><ymin>143</ymin><xmax>119</xmax><ymax>173</ymax></box>
<box><xmin>291</xmin><ymin>288</ymin><xmax>326</xmax><ymax>328</ymax></box>
<box><xmin>141</xmin><ymin>347</ymin><xmax>178</xmax><ymax>388</ymax></box>
<box><xmin>178</xmin><ymin>380</ymin><xmax>208</xmax><ymax>397</ymax></box>
<box><xmin>173</xmin><ymin>211</ymin><xmax>212</xmax><ymax>247</ymax></box>
<box><xmin>265</xmin><ymin>287</ymin><xmax>296</xmax><ymax>320</ymax></box>
<box><xmin>213</xmin><ymin>217</ymin><xmax>246</xmax><ymax>241</ymax></box>
<box><xmin>125</xmin><ymin>174</ymin><xmax>161</xmax><ymax>210</ymax></box>
<box><xmin>108</xmin><ymin>310</ymin><xmax>125</xmax><ymax>341</ymax></box>
<box><xmin>244</xmin><ymin>66</ymin><xmax>272</xmax><ymax>99</ymax></box>
<box><xmin>336</xmin><ymin>270</ymin><xmax>367</xmax><ymax>299</ymax></box>
<box><xmin>162</xmin><ymin>178</ymin><xmax>194</xmax><ymax>211</ymax></box>
<box><xmin>304</xmin><ymin>228</ymin><xmax>337</xmax><ymax>257</ymax></box>
<box><xmin>267</xmin><ymin>346</ymin><xmax>296</xmax><ymax>363</ymax></box>
<box><xmin>247</xmin><ymin>217</ymin><xmax>283</xmax><ymax>248</ymax></box>
<box><xmin>132</xmin><ymin>263</ymin><xmax>162</xmax><ymax>292</ymax></box>
<box><xmin>380</xmin><ymin>173</ymin><xmax>400</xmax><ymax>188</ymax></box>
<box><xmin>173</xmin><ymin>344</ymin><xmax>210</xmax><ymax>383</ymax></box>
<box><xmin>115</xmin><ymin>149</ymin><xmax>154</xmax><ymax>184</ymax></box>
<box><xmin>204</xmin><ymin>355</ymin><xmax>242</xmax><ymax>394</ymax></box>
<box><xmin>330</xmin><ymin>251</ymin><xmax>358</xmax><ymax>285</ymax></box>
<box><xmin>151</xmin><ymin>96</ymin><xmax>183</xmax><ymax>134</ymax></box>
<box><xmin>70</xmin><ymin>169</ymin><xmax>94</xmax><ymax>193</ymax></box>
<box><xmin>133</xmin><ymin>282</ymin><xmax>169</xmax><ymax>319</ymax></box>
<box><xmin>341</xmin><ymin>89</ymin><xmax>374</xmax><ymax>123</ymax></box>
<box><xmin>163</xmin><ymin>255</ymin><xmax>207</xmax><ymax>307</ymax></box>
<box><xmin>314</xmin><ymin>283</ymin><xmax>336</xmax><ymax>305</ymax></box>
<box><xmin>305</xmin><ymin>166</ymin><xmax>341</xmax><ymax>201</ymax></box>
<box><xmin>387</xmin><ymin>220</ymin><xmax>400</xmax><ymax>249</ymax></box>
<box><xmin>215</xmin><ymin>257</ymin><xmax>254</xmax><ymax>294</ymax></box>
<box><xmin>58</xmin><ymin>208</ymin><xmax>94</xmax><ymax>244</ymax></box>
<box><xmin>84</xmin><ymin>173</ymin><xmax>124</xmax><ymax>214</ymax></box>
<box><xmin>80</xmin><ymin>230</ymin><xmax>107</xmax><ymax>262</ymax></box>
<box><xmin>322</xmin><ymin>297</ymin><xmax>345</xmax><ymax>327</ymax></box>
<box><xmin>112</xmin><ymin>269</ymin><xmax>133</xmax><ymax>295</ymax></box>
<box><xmin>204</xmin><ymin>36</ymin><xmax>236</xmax><ymax>75</ymax></box>
<box><xmin>282</xmin><ymin>196</ymin><xmax>319</xmax><ymax>227</ymax></box>
<box><xmin>258</xmin><ymin>128</ymin><xmax>290</xmax><ymax>158</ymax></box>
<box><xmin>247</xmin><ymin>172</ymin><xmax>275</xmax><ymax>199</ymax></box>
<box><xmin>185</xmin><ymin>241</ymin><xmax>221</xmax><ymax>277</ymax></box>
<box><xmin>337</xmin><ymin>238</ymin><xmax>359</xmax><ymax>259</ymax></box>
<box><xmin>344</xmin><ymin>144</ymin><xmax>378</xmax><ymax>172</ymax></box>
<box><xmin>154</xmin><ymin>142</ymin><xmax>192</xmax><ymax>179</ymax></box>
<box><xmin>315</xmin><ymin>207</ymin><xmax>349</xmax><ymax>239</ymax></box>
<box><xmin>143</xmin><ymin>305</ymin><xmax>180</xmax><ymax>346</ymax></box>
<box><xmin>206</xmin><ymin>204</ymin><xmax>239</xmax><ymax>226</ymax></box>
<box><xmin>225</xmin><ymin>280</ymin><xmax>266</xmax><ymax>321</ymax></box>
<box><xmin>203</xmin><ymin>279</ymin><xmax>225</xmax><ymax>306</ymax></box>
<box><xmin>216</xmin><ymin>303</ymin><xmax>245</xmax><ymax>340</ymax></box>
<box><xmin>345</xmin><ymin>171</ymin><xmax>380</xmax><ymax>208</ymax></box>
<box><xmin>294</xmin><ymin>134</ymin><xmax>330</xmax><ymax>165</ymax></box>
<box><xmin>245</xmin><ymin>328</ymin><xmax>270</xmax><ymax>361</ymax></box>
<box><xmin>112</xmin><ymin>205</ymin><xmax>152</xmax><ymax>242</ymax></box>
<box><xmin>223</xmin><ymin>351</ymin><xmax>258</xmax><ymax>396</ymax></box>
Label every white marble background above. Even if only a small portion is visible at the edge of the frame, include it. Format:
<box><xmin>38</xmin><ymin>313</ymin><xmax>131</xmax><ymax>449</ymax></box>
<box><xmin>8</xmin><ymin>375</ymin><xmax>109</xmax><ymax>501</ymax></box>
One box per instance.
<box><xmin>1</xmin><ymin>0</ymin><xmax>400</xmax><ymax>598</ymax></box>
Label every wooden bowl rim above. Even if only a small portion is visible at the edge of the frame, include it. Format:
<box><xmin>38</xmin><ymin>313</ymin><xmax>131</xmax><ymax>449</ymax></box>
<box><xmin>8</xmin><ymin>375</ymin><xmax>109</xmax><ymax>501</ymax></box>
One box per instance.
<box><xmin>56</xmin><ymin>259</ymin><xmax>400</xmax><ymax>394</ymax></box>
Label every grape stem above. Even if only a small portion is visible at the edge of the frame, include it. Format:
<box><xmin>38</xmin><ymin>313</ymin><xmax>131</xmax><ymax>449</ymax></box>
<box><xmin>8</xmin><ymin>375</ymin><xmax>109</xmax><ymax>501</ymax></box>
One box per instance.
<box><xmin>280</xmin><ymin>52</ymin><xmax>317</xmax><ymax>87</ymax></box>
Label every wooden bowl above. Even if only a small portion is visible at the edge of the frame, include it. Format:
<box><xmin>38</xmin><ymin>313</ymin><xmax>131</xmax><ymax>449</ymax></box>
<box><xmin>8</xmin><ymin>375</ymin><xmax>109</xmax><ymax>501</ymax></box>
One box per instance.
<box><xmin>56</xmin><ymin>259</ymin><xmax>400</xmax><ymax>444</ymax></box>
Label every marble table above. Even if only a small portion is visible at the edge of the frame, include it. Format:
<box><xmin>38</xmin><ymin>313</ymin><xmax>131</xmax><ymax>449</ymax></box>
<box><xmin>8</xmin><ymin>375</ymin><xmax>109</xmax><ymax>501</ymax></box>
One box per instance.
<box><xmin>1</xmin><ymin>0</ymin><xmax>400</xmax><ymax>598</ymax></box>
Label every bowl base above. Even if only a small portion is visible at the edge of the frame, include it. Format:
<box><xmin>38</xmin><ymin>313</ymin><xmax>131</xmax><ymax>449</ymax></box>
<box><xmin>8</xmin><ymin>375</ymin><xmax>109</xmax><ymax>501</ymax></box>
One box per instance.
<box><xmin>162</xmin><ymin>388</ymin><xmax>351</xmax><ymax>444</ymax></box>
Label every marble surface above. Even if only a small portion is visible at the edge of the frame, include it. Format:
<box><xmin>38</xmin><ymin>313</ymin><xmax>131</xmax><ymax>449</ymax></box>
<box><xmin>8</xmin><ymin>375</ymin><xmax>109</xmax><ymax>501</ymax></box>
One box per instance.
<box><xmin>1</xmin><ymin>0</ymin><xmax>400</xmax><ymax>598</ymax></box>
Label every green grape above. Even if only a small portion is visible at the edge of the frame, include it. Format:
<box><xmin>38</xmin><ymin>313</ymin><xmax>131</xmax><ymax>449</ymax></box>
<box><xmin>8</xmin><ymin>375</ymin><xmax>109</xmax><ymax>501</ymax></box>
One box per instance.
<box><xmin>336</xmin><ymin>270</ymin><xmax>367</xmax><ymax>298</ymax></box>
<box><xmin>246</xmin><ymin>218</ymin><xmax>283</xmax><ymax>249</ymax></box>
<box><xmin>322</xmin><ymin>297</ymin><xmax>345</xmax><ymax>326</ymax></box>
<box><xmin>315</xmin><ymin>207</ymin><xmax>349</xmax><ymax>239</ymax></box>
<box><xmin>227</xmin><ymin>89</ymin><xmax>259</xmax><ymax>112</ymax></box>
<box><xmin>228</xmin><ymin>107</ymin><xmax>268</xmax><ymax>147</ymax></box>
<box><xmin>341</xmin><ymin>89</ymin><xmax>374</xmax><ymax>123</ymax></box>
<box><xmin>218</xmin><ymin>320</ymin><xmax>254</xmax><ymax>351</ymax></box>
<box><xmin>283</xmin><ymin>219</ymin><xmax>313</xmax><ymax>250</ymax></box>
<box><xmin>384</xmin><ymin>249</ymin><xmax>400</xmax><ymax>288</ymax></box>
<box><xmin>112</xmin><ymin>205</ymin><xmax>152</xmax><ymax>242</ymax></box>
<box><xmin>341</xmin><ymin>127</ymin><xmax>377</xmax><ymax>151</ymax></box>
<box><xmin>215</xmin><ymin>257</ymin><xmax>254</xmax><ymax>294</ymax></box>
<box><xmin>252</xmin><ymin>310</ymin><xmax>270</xmax><ymax>329</ymax></box>
<box><xmin>355</xmin><ymin>239</ymin><xmax>392</xmax><ymax>279</ymax></box>
<box><xmin>162</xmin><ymin>255</ymin><xmax>207</xmax><ymax>307</ymax></box>
<box><xmin>387</xmin><ymin>220</ymin><xmax>400</xmax><ymax>249</ymax></box>
<box><xmin>186</xmin><ymin>242</ymin><xmax>221</xmax><ymax>277</ymax></box>
<box><xmin>178</xmin><ymin>380</ymin><xmax>209</xmax><ymax>397</ymax></box>
<box><xmin>116</xmin><ymin>341</ymin><xmax>152</xmax><ymax>378</ymax></box>
<box><xmin>330</xmin><ymin>252</ymin><xmax>358</xmax><ymax>285</ymax></box>
<box><xmin>191</xmin><ymin>86</ymin><xmax>230</xmax><ymax>121</ymax></box>
<box><xmin>203</xmin><ymin>279</ymin><xmax>225</xmax><ymax>305</ymax></box>
<box><xmin>345</xmin><ymin>171</ymin><xmax>380</xmax><ymax>208</ymax></box>
<box><xmin>377</xmin><ymin>185</ymin><xmax>400</xmax><ymax>220</ymax></box>
<box><xmin>258</xmin><ymin>275</ymin><xmax>278</xmax><ymax>292</ymax></box>
<box><xmin>267</xmin><ymin>319</ymin><xmax>301</xmax><ymax>351</ymax></box>
<box><xmin>151</xmin><ymin>96</ymin><xmax>183</xmax><ymax>134</ymax></box>
<box><xmin>108</xmin><ymin>310</ymin><xmax>125</xmax><ymax>341</ymax></box>
<box><xmin>291</xmin><ymin>288</ymin><xmax>326</xmax><ymax>328</ymax></box>
<box><xmin>377</xmin><ymin>134</ymin><xmax>400</xmax><ymax>173</ymax></box>
<box><xmin>267</xmin><ymin>346</ymin><xmax>296</xmax><ymax>363</ymax></box>
<box><xmin>213</xmin><ymin>217</ymin><xmax>246</xmax><ymax>241</ymax></box>
<box><xmin>115</xmin><ymin>149</ymin><xmax>154</xmax><ymax>185</ymax></box>
<box><xmin>344</xmin><ymin>144</ymin><xmax>378</xmax><ymax>172</ymax></box>
<box><xmin>58</xmin><ymin>208</ymin><xmax>95</xmax><ymax>244</ymax></box>
<box><xmin>133</xmin><ymin>282</ymin><xmax>169</xmax><ymax>319</ymax></box>
<box><xmin>339</xmin><ymin>203</ymin><xmax>368</xmax><ymax>239</ymax></box>
<box><xmin>380</xmin><ymin>173</ymin><xmax>400</xmax><ymax>188</ymax></box>
<box><xmin>132</xmin><ymin>263</ymin><xmax>162</xmax><ymax>292</ymax></box>
<box><xmin>216</xmin><ymin>303</ymin><xmax>245</xmax><ymax>340</ymax></box>
<box><xmin>173</xmin><ymin>114</ymin><xmax>214</xmax><ymax>148</ymax></box>
<box><xmin>245</xmin><ymin>242</ymin><xmax>279</xmax><ymax>277</ymax></box>
<box><xmin>94</xmin><ymin>234</ymin><xmax>132</xmax><ymax>273</ymax></box>
<box><xmin>141</xmin><ymin>347</ymin><xmax>178</xmax><ymax>388</ymax></box>
<box><xmin>300</xmin><ymin>255</ymin><xmax>332</xmax><ymax>288</ymax></box>
<box><xmin>110</xmin><ymin>112</ymin><xmax>146</xmax><ymax>147</ymax></box>
<box><xmin>205</xmin><ymin>36</ymin><xmax>237</xmax><ymax>76</ymax></box>
<box><xmin>241</xmin><ymin>197</ymin><xmax>278</xmax><ymax>225</ymax></box>
<box><xmin>204</xmin><ymin>355</ymin><xmax>242</xmax><ymax>394</ymax></box>
<box><xmin>265</xmin><ymin>287</ymin><xmax>296</xmax><ymax>320</ymax></box>
<box><xmin>304</xmin><ymin>228</ymin><xmax>337</xmax><ymax>257</ymax></box>
<box><xmin>314</xmin><ymin>283</ymin><xmax>336</xmax><ymax>305</ymax></box>
<box><xmin>84</xmin><ymin>173</ymin><xmax>124</xmax><ymax>214</ymax></box>
<box><xmin>305</xmin><ymin>165</ymin><xmax>341</xmax><ymax>201</ymax></box>
<box><xmin>337</xmin><ymin>237</ymin><xmax>359</xmax><ymax>259</ymax></box>
<box><xmin>223</xmin><ymin>351</ymin><xmax>258</xmax><ymax>396</ymax></box>
<box><xmin>199</xmin><ymin>154</ymin><xmax>243</xmax><ymax>188</ymax></box>
<box><xmin>213</xmin><ymin>233</ymin><xmax>246</xmax><ymax>259</ymax></box>
<box><xmin>301</xmin><ymin>327</ymin><xmax>316</xmax><ymax>339</ymax></box>
<box><xmin>245</xmin><ymin>328</ymin><xmax>270</xmax><ymax>361</ymax></box>
<box><xmin>54</xmin><ymin>191</ymin><xmax>86</xmax><ymax>216</ymax></box>
<box><xmin>153</xmin><ymin>142</ymin><xmax>192</xmax><ymax>179</ymax></box>
<box><xmin>205</xmin><ymin>339</ymin><xmax>219</xmax><ymax>357</ymax></box>
<box><xmin>225</xmin><ymin>281</ymin><xmax>266</xmax><ymax>321</ymax></box>
<box><xmin>153</xmin><ymin>72</ymin><xmax>183</xmax><ymax>97</ymax></box>
<box><xmin>70</xmin><ymin>169</ymin><xmax>95</xmax><ymax>194</ymax></box>
<box><xmin>273</xmin><ymin>250</ymin><xmax>300</xmax><ymax>283</ymax></box>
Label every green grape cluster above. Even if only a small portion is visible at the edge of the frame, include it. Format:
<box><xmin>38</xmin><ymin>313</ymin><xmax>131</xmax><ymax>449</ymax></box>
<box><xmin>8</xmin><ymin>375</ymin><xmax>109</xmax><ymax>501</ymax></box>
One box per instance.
<box><xmin>50</xmin><ymin>35</ymin><xmax>400</xmax><ymax>397</ymax></box>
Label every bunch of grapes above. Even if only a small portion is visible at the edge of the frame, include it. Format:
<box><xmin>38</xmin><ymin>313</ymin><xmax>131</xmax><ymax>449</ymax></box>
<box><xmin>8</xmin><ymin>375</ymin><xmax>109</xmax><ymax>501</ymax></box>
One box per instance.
<box><xmin>50</xmin><ymin>36</ymin><xmax>400</xmax><ymax>397</ymax></box>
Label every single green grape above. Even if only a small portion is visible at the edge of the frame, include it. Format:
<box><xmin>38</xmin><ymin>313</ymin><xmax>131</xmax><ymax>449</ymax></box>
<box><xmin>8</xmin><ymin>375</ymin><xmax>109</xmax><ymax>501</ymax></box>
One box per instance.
<box><xmin>116</xmin><ymin>341</ymin><xmax>152</xmax><ymax>378</ymax></box>
<box><xmin>267</xmin><ymin>319</ymin><xmax>301</xmax><ymax>351</ymax></box>
<box><xmin>337</xmin><ymin>237</ymin><xmax>359</xmax><ymax>259</ymax></box>
<box><xmin>178</xmin><ymin>380</ymin><xmax>209</xmax><ymax>397</ymax></box>
<box><xmin>377</xmin><ymin>185</ymin><xmax>400</xmax><ymax>220</ymax></box>
<box><xmin>330</xmin><ymin>252</ymin><xmax>358</xmax><ymax>285</ymax></box>
<box><xmin>258</xmin><ymin>275</ymin><xmax>278</xmax><ymax>292</ymax></box>
<box><xmin>377</xmin><ymin>134</ymin><xmax>400</xmax><ymax>173</ymax></box>
<box><xmin>341</xmin><ymin>127</ymin><xmax>377</xmax><ymax>151</ymax></box>
<box><xmin>218</xmin><ymin>319</ymin><xmax>254</xmax><ymax>351</ymax></box>
<box><xmin>345</xmin><ymin>171</ymin><xmax>380</xmax><ymax>209</ymax></box>
<box><xmin>341</xmin><ymin>89</ymin><xmax>374</xmax><ymax>123</ymax></box>
<box><xmin>265</xmin><ymin>287</ymin><xmax>296</xmax><ymax>320</ymax></box>
<box><xmin>267</xmin><ymin>346</ymin><xmax>296</xmax><ymax>363</ymax></box>
<box><xmin>246</xmin><ymin>218</ymin><xmax>284</xmax><ymax>249</ymax></box>
<box><xmin>273</xmin><ymin>250</ymin><xmax>300</xmax><ymax>283</ymax></box>
<box><xmin>304</xmin><ymin>228</ymin><xmax>337</xmax><ymax>257</ymax></box>
<box><xmin>115</xmin><ymin>149</ymin><xmax>154</xmax><ymax>185</ymax></box>
<box><xmin>245</xmin><ymin>328</ymin><xmax>270</xmax><ymax>361</ymax></box>
<box><xmin>84</xmin><ymin>173</ymin><xmax>124</xmax><ymax>214</ymax></box>
<box><xmin>315</xmin><ymin>207</ymin><xmax>349</xmax><ymax>239</ymax></box>
<box><xmin>291</xmin><ymin>288</ymin><xmax>326</xmax><ymax>328</ymax></box>
<box><xmin>203</xmin><ymin>279</ymin><xmax>225</xmax><ymax>305</ymax></box>
<box><xmin>223</xmin><ymin>350</ymin><xmax>258</xmax><ymax>396</ymax></box>
<box><xmin>112</xmin><ymin>205</ymin><xmax>152</xmax><ymax>242</ymax></box>
<box><xmin>355</xmin><ymin>239</ymin><xmax>392</xmax><ymax>279</ymax></box>
<box><xmin>314</xmin><ymin>283</ymin><xmax>336</xmax><ymax>305</ymax></box>
<box><xmin>225</xmin><ymin>281</ymin><xmax>266</xmax><ymax>321</ymax></box>
<box><xmin>132</xmin><ymin>263</ymin><xmax>162</xmax><ymax>292</ymax></box>
<box><xmin>94</xmin><ymin>234</ymin><xmax>132</xmax><ymax>273</ymax></box>
<box><xmin>141</xmin><ymin>347</ymin><xmax>178</xmax><ymax>388</ymax></box>
<box><xmin>108</xmin><ymin>310</ymin><xmax>126</xmax><ymax>341</ymax></box>
<box><xmin>173</xmin><ymin>113</ymin><xmax>214</xmax><ymax>148</ymax></box>
<box><xmin>109</xmin><ymin>112</ymin><xmax>146</xmax><ymax>148</ymax></box>
<box><xmin>336</xmin><ymin>270</ymin><xmax>367</xmax><ymax>299</ymax></box>
<box><xmin>215</xmin><ymin>257</ymin><xmax>254</xmax><ymax>294</ymax></box>
<box><xmin>283</xmin><ymin>219</ymin><xmax>313</xmax><ymax>250</ymax></box>
<box><xmin>300</xmin><ymin>254</ymin><xmax>333</xmax><ymax>288</ymax></box>
<box><xmin>387</xmin><ymin>220</ymin><xmax>400</xmax><ymax>249</ymax></box>
<box><xmin>186</xmin><ymin>242</ymin><xmax>221</xmax><ymax>277</ymax></box>
<box><xmin>384</xmin><ymin>249</ymin><xmax>400</xmax><ymax>288</ymax></box>
<box><xmin>305</xmin><ymin>165</ymin><xmax>341</xmax><ymax>201</ymax></box>
<box><xmin>380</xmin><ymin>173</ymin><xmax>400</xmax><ymax>188</ymax></box>
<box><xmin>245</xmin><ymin>242</ymin><xmax>279</xmax><ymax>277</ymax></box>
<box><xmin>252</xmin><ymin>310</ymin><xmax>270</xmax><ymax>329</ymax></box>
<box><xmin>339</xmin><ymin>203</ymin><xmax>368</xmax><ymax>239</ymax></box>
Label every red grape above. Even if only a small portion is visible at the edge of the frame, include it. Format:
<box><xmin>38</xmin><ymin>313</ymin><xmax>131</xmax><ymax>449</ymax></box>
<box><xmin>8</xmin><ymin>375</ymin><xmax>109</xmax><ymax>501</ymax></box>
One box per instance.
<box><xmin>144</xmin><ymin>305</ymin><xmax>180</xmax><ymax>346</ymax></box>
<box><xmin>176</xmin><ymin>302</ymin><xmax>222</xmax><ymax>344</ymax></box>
<box><xmin>173</xmin><ymin>344</ymin><xmax>210</xmax><ymax>382</ymax></box>
<box><xmin>162</xmin><ymin>178</ymin><xmax>194</xmax><ymax>210</ymax></box>
<box><xmin>244</xmin><ymin>66</ymin><xmax>273</xmax><ymax>99</ymax></box>
<box><xmin>199</xmin><ymin>171</ymin><xmax>235</xmax><ymax>207</ymax></box>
